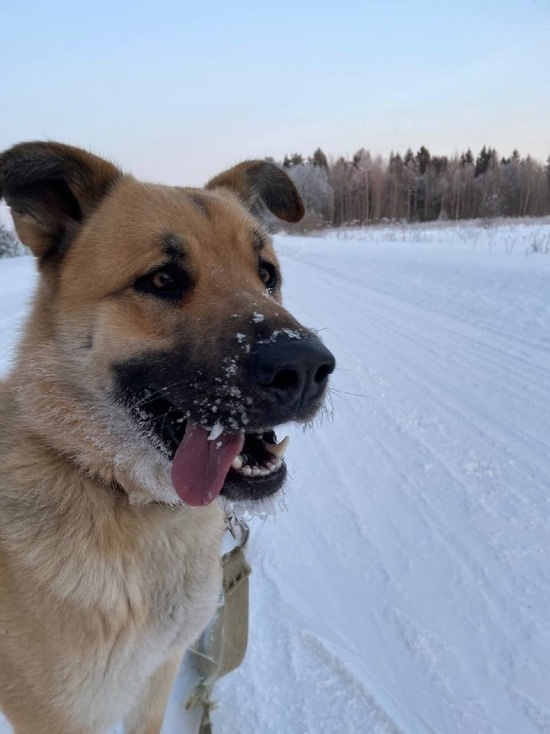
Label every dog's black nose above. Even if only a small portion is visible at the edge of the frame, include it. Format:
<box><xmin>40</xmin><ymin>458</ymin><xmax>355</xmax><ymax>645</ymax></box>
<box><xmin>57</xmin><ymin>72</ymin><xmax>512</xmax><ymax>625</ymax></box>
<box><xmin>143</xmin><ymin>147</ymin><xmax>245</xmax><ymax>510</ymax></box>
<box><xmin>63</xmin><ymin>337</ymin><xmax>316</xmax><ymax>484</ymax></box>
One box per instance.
<box><xmin>248</xmin><ymin>333</ymin><xmax>335</xmax><ymax>410</ymax></box>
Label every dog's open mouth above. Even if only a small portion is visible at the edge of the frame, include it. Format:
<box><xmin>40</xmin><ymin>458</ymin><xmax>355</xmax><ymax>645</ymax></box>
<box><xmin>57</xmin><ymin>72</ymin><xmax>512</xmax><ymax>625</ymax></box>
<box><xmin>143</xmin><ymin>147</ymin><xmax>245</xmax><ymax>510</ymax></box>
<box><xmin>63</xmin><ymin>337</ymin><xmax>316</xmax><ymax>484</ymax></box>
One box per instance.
<box><xmin>136</xmin><ymin>395</ymin><xmax>288</xmax><ymax>506</ymax></box>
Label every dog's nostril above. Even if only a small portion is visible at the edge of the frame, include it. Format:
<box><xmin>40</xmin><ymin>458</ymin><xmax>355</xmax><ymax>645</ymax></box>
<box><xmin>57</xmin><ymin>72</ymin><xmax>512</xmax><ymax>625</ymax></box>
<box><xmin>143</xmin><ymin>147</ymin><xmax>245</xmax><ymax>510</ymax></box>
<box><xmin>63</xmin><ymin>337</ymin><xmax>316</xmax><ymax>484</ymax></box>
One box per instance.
<box><xmin>314</xmin><ymin>363</ymin><xmax>332</xmax><ymax>384</ymax></box>
<box><xmin>270</xmin><ymin>368</ymin><xmax>299</xmax><ymax>392</ymax></box>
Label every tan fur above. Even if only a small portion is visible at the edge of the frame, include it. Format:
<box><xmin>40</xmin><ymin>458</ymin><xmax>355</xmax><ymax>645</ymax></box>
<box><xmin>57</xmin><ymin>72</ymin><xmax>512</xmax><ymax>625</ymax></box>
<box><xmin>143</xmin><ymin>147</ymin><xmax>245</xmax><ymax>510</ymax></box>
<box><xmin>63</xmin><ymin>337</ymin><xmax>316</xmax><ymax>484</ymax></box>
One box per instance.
<box><xmin>0</xmin><ymin>144</ymin><xmax>307</xmax><ymax>732</ymax></box>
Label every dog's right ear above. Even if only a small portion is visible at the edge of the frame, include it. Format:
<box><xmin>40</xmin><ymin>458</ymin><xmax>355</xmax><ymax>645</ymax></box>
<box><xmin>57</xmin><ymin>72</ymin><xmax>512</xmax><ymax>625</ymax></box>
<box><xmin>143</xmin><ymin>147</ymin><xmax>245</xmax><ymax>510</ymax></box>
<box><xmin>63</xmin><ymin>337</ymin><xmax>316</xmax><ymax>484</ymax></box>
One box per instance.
<box><xmin>206</xmin><ymin>160</ymin><xmax>305</xmax><ymax>224</ymax></box>
<box><xmin>0</xmin><ymin>141</ymin><xmax>122</xmax><ymax>261</ymax></box>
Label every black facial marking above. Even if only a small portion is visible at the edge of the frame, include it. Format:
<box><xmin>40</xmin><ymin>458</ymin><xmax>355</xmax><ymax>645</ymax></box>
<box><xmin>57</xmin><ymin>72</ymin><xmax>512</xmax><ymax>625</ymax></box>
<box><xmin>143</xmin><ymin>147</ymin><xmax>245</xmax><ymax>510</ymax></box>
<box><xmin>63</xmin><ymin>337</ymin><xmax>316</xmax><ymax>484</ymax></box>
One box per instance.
<box><xmin>112</xmin><ymin>323</ymin><xmax>331</xmax><ymax>441</ymax></box>
<box><xmin>112</xmin><ymin>359</ymin><xmax>289</xmax><ymax>501</ymax></box>
<box><xmin>161</xmin><ymin>233</ymin><xmax>185</xmax><ymax>260</ymax></box>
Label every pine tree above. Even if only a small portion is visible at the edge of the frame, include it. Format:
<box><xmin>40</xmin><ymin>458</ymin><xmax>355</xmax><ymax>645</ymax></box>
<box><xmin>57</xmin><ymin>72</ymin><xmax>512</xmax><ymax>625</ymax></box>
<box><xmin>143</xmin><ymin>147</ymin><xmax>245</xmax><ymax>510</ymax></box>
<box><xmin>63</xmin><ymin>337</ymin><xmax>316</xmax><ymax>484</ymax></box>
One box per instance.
<box><xmin>415</xmin><ymin>146</ymin><xmax>431</xmax><ymax>175</ymax></box>
<box><xmin>460</xmin><ymin>149</ymin><xmax>474</xmax><ymax>167</ymax></box>
<box><xmin>431</xmin><ymin>156</ymin><xmax>448</xmax><ymax>174</ymax></box>
<box><xmin>283</xmin><ymin>153</ymin><xmax>304</xmax><ymax>168</ymax></box>
<box><xmin>310</xmin><ymin>148</ymin><xmax>328</xmax><ymax>169</ymax></box>
<box><xmin>404</xmin><ymin>148</ymin><xmax>415</xmax><ymax>166</ymax></box>
<box><xmin>475</xmin><ymin>146</ymin><xmax>497</xmax><ymax>177</ymax></box>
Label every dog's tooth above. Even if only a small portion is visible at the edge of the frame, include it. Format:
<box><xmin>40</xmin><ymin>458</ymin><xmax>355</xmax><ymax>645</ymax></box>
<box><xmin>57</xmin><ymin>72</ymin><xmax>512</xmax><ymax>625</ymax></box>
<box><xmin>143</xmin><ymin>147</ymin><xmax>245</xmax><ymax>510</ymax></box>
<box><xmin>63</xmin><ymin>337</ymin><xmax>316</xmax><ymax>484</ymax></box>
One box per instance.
<box><xmin>266</xmin><ymin>435</ymin><xmax>290</xmax><ymax>459</ymax></box>
<box><xmin>242</xmin><ymin>465</ymin><xmax>252</xmax><ymax>476</ymax></box>
<box><xmin>232</xmin><ymin>455</ymin><xmax>243</xmax><ymax>470</ymax></box>
<box><xmin>251</xmin><ymin>466</ymin><xmax>262</xmax><ymax>477</ymax></box>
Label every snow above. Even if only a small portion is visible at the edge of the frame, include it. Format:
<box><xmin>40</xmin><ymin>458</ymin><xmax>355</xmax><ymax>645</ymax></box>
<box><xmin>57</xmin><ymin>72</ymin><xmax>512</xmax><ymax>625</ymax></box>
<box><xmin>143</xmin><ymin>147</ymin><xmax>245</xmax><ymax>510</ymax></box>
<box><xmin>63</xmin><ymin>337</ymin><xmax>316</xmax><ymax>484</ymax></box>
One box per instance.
<box><xmin>208</xmin><ymin>422</ymin><xmax>224</xmax><ymax>442</ymax></box>
<box><xmin>1</xmin><ymin>218</ymin><xmax>550</xmax><ymax>733</ymax></box>
<box><xmin>0</xmin><ymin>203</ymin><xmax>14</xmax><ymax>232</ymax></box>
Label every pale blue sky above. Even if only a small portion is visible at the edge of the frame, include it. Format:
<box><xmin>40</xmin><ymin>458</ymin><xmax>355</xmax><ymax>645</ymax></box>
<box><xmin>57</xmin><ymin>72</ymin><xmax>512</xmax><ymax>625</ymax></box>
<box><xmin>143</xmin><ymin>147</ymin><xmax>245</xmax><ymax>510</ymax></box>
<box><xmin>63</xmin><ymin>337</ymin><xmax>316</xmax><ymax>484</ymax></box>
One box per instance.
<box><xmin>1</xmin><ymin>0</ymin><xmax>549</xmax><ymax>184</ymax></box>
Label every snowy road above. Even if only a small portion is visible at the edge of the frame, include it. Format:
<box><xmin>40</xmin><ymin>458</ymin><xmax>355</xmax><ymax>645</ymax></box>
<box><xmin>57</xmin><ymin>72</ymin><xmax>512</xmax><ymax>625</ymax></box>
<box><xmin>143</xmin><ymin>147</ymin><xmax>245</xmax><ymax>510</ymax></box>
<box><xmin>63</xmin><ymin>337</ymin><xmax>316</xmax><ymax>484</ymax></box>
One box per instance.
<box><xmin>1</xmin><ymin>222</ymin><xmax>549</xmax><ymax>733</ymax></box>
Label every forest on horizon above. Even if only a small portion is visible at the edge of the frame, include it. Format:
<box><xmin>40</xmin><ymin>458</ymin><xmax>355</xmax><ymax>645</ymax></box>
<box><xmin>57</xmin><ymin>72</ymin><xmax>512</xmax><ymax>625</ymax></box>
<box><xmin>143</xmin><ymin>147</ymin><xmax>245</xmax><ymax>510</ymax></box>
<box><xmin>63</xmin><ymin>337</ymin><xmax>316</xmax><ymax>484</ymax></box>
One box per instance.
<box><xmin>273</xmin><ymin>145</ymin><xmax>550</xmax><ymax>230</ymax></box>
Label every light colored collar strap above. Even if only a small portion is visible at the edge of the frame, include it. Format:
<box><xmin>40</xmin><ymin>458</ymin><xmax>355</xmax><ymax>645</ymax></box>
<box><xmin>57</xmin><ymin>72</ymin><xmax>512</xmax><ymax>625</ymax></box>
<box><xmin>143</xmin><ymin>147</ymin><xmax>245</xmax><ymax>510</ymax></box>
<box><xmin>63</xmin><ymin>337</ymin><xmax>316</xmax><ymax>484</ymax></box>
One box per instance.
<box><xmin>186</xmin><ymin>517</ymin><xmax>252</xmax><ymax>733</ymax></box>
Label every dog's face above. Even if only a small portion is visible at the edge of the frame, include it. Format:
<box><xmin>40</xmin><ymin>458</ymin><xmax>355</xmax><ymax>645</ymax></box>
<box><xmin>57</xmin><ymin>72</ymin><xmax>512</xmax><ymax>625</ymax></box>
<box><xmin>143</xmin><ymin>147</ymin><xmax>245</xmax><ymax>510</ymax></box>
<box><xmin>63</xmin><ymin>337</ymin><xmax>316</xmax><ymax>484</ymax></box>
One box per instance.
<box><xmin>0</xmin><ymin>143</ymin><xmax>335</xmax><ymax>507</ymax></box>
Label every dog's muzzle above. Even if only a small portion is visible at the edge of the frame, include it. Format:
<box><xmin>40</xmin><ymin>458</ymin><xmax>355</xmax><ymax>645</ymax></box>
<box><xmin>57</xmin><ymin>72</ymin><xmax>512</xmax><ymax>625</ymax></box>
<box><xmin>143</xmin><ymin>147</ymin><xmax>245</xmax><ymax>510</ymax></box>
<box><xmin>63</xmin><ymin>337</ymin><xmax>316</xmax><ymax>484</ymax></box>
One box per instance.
<box><xmin>114</xmin><ymin>330</ymin><xmax>335</xmax><ymax>506</ymax></box>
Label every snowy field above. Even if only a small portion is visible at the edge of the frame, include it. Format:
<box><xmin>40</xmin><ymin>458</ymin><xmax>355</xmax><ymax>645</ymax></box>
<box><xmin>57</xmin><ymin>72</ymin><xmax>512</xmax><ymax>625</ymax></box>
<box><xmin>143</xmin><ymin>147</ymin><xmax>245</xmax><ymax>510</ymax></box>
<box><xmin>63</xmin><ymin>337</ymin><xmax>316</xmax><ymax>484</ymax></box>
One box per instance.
<box><xmin>1</xmin><ymin>218</ymin><xmax>550</xmax><ymax>734</ymax></box>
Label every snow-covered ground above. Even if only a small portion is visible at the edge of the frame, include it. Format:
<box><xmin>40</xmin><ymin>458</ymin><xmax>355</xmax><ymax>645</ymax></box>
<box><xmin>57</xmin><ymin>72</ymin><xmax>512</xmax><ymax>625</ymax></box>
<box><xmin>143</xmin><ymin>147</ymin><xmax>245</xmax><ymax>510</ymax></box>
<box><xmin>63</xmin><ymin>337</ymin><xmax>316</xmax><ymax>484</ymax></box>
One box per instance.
<box><xmin>1</xmin><ymin>219</ymin><xmax>549</xmax><ymax>734</ymax></box>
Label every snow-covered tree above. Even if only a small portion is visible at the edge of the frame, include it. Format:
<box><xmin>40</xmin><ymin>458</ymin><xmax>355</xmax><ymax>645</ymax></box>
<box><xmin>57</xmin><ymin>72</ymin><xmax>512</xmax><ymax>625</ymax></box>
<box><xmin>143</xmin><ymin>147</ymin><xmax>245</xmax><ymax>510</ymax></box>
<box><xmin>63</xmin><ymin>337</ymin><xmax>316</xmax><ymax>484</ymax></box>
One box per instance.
<box><xmin>287</xmin><ymin>163</ymin><xmax>334</xmax><ymax>224</ymax></box>
<box><xmin>0</xmin><ymin>225</ymin><xmax>22</xmax><ymax>258</ymax></box>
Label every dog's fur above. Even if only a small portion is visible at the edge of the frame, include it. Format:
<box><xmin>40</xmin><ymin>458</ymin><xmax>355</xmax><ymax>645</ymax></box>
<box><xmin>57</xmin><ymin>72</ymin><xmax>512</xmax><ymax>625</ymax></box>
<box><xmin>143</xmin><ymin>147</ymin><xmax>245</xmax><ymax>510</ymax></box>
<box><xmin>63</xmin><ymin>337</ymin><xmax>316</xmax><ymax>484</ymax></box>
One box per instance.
<box><xmin>0</xmin><ymin>142</ymin><xmax>333</xmax><ymax>733</ymax></box>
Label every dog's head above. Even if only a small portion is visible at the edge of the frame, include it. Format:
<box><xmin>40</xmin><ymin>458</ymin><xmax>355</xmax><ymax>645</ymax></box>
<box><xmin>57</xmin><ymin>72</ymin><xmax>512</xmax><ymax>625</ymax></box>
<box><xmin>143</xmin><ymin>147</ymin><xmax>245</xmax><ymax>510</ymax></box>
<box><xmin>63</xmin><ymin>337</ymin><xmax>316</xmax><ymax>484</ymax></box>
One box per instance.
<box><xmin>0</xmin><ymin>142</ymin><xmax>335</xmax><ymax>507</ymax></box>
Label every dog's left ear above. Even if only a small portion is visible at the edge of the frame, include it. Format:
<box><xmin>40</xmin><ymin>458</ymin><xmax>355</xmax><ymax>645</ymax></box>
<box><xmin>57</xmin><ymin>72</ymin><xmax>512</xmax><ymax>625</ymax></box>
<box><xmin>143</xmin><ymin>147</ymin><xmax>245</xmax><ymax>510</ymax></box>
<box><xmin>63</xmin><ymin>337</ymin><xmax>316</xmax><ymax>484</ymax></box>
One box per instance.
<box><xmin>206</xmin><ymin>160</ymin><xmax>305</xmax><ymax>223</ymax></box>
<box><xmin>0</xmin><ymin>141</ymin><xmax>122</xmax><ymax>261</ymax></box>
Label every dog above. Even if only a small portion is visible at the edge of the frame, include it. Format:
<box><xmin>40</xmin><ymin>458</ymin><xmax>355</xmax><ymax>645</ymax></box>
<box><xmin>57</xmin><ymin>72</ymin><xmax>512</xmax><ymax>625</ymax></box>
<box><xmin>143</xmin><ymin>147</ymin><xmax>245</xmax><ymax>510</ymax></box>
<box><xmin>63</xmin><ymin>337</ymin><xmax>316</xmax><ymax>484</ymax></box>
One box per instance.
<box><xmin>0</xmin><ymin>142</ymin><xmax>335</xmax><ymax>733</ymax></box>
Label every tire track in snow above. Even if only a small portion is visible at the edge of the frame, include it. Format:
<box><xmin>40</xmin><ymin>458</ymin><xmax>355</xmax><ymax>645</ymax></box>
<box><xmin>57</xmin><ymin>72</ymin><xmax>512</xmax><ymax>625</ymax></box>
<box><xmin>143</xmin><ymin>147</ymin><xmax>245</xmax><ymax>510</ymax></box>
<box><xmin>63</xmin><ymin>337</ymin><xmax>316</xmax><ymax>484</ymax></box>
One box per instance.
<box><xmin>272</xmin><ymin>241</ymin><xmax>550</xmax><ymax>734</ymax></box>
<box><xmin>285</xmin><ymin>254</ymin><xmax>549</xmax><ymax>487</ymax></box>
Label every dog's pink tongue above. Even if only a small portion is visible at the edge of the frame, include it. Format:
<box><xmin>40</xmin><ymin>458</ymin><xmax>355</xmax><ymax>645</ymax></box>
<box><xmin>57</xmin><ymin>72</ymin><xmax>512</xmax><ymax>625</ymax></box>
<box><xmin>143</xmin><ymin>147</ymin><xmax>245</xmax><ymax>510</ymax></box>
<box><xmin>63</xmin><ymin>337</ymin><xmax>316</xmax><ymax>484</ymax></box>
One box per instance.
<box><xmin>171</xmin><ymin>422</ymin><xmax>244</xmax><ymax>507</ymax></box>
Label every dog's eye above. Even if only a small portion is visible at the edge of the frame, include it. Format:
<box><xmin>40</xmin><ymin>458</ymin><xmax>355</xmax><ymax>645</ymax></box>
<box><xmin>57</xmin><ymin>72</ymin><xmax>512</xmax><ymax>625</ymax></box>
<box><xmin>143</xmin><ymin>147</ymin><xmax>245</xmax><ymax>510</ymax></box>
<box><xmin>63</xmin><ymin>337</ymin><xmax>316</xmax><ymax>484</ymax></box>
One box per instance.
<box><xmin>151</xmin><ymin>271</ymin><xmax>175</xmax><ymax>290</ymax></box>
<box><xmin>259</xmin><ymin>261</ymin><xmax>278</xmax><ymax>291</ymax></box>
<box><xmin>134</xmin><ymin>266</ymin><xmax>188</xmax><ymax>301</ymax></box>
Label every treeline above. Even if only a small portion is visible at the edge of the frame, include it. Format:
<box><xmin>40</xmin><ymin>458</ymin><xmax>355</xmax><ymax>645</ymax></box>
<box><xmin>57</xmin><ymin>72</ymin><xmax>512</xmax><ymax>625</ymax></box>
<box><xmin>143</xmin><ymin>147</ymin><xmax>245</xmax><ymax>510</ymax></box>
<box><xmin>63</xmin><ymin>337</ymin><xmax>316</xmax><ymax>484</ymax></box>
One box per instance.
<box><xmin>273</xmin><ymin>147</ymin><xmax>550</xmax><ymax>228</ymax></box>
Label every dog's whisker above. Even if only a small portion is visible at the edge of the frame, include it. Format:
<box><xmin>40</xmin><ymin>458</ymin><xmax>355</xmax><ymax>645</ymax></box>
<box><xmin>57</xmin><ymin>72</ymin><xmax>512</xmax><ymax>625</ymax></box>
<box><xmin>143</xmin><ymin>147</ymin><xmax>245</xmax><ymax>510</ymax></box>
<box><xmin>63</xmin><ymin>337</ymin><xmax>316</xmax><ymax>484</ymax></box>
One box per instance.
<box><xmin>329</xmin><ymin>387</ymin><xmax>368</xmax><ymax>399</ymax></box>
<box><xmin>129</xmin><ymin>382</ymin><xmax>188</xmax><ymax>410</ymax></box>
<box><xmin>138</xmin><ymin>407</ymin><xmax>182</xmax><ymax>425</ymax></box>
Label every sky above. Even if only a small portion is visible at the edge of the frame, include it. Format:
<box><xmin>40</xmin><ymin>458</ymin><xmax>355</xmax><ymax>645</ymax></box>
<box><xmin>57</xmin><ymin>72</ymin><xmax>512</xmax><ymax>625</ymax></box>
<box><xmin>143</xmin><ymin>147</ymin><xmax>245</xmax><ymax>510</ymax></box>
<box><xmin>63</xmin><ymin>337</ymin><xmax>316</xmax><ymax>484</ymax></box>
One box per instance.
<box><xmin>1</xmin><ymin>0</ymin><xmax>549</xmax><ymax>185</ymax></box>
